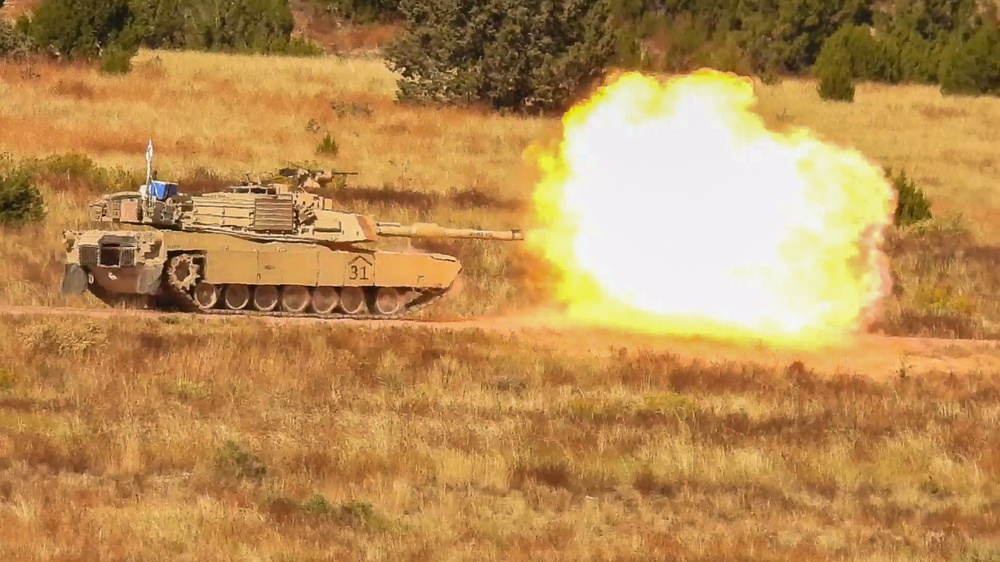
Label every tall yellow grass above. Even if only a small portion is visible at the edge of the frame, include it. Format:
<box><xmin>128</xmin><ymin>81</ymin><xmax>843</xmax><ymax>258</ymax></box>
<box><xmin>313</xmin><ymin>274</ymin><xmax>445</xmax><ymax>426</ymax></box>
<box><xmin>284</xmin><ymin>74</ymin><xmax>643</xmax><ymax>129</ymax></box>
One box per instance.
<box><xmin>1</xmin><ymin>50</ymin><xmax>551</xmax><ymax>198</ymax></box>
<box><xmin>2</xmin><ymin>50</ymin><xmax>999</xmax><ymax>232</ymax></box>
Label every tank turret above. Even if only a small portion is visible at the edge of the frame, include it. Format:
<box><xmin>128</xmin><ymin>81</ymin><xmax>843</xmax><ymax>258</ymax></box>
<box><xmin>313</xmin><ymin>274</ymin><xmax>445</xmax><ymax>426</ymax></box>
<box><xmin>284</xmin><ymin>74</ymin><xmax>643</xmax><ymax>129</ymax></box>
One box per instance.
<box><xmin>62</xmin><ymin>141</ymin><xmax>523</xmax><ymax>319</ymax></box>
<box><xmin>85</xmin><ymin>177</ymin><xmax>522</xmax><ymax>246</ymax></box>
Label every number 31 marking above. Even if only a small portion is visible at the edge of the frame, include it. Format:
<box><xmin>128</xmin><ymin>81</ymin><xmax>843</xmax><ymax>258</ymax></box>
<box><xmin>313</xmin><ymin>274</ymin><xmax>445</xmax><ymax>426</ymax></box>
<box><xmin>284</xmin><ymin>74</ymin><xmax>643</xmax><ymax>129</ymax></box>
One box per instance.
<box><xmin>349</xmin><ymin>264</ymin><xmax>369</xmax><ymax>280</ymax></box>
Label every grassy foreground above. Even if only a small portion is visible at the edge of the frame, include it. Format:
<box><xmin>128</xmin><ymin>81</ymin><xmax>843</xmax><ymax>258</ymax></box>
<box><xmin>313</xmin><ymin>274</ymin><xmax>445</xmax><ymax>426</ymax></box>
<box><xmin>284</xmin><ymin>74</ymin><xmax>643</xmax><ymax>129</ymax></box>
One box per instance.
<box><xmin>0</xmin><ymin>314</ymin><xmax>998</xmax><ymax>561</ymax></box>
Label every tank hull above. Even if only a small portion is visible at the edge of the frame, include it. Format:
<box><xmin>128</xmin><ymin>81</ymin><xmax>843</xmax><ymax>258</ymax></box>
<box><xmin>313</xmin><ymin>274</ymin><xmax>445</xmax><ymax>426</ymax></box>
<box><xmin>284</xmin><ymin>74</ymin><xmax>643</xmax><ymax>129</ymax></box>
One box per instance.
<box><xmin>61</xmin><ymin>229</ymin><xmax>462</xmax><ymax>318</ymax></box>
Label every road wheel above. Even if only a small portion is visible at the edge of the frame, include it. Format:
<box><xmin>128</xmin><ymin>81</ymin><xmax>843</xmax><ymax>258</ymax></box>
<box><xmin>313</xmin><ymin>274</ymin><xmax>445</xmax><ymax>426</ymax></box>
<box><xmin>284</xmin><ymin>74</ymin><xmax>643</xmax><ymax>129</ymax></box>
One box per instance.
<box><xmin>281</xmin><ymin>286</ymin><xmax>311</xmax><ymax>313</ymax></box>
<box><xmin>223</xmin><ymin>284</ymin><xmax>250</xmax><ymax>310</ymax></box>
<box><xmin>193</xmin><ymin>282</ymin><xmax>218</xmax><ymax>310</ymax></box>
<box><xmin>339</xmin><ymin>287</ymin><xmax>366</xmax><ymax>315</ymax></box>
<box><xmin>311</xmin><ymin>287</ymin><xmax>339</xmax><ymax>314</ymax></box>
<box><xmin>372</xmin><ymin>287</ymin><xmax>403</xmax><ymax>315</ymax></box>
<box><xmin>252</xmin><ymin>285</ymin><xmax>279</xmax><ymax>311</ymax></box>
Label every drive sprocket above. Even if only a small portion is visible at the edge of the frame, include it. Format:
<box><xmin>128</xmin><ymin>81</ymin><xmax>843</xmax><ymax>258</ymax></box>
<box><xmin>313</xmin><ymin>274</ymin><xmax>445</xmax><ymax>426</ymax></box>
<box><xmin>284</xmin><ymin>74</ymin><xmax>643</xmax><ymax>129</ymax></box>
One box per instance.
<box><xmin>166</xmin><ymin>254</ymin><xmax>200</xmax><ymax>292</ymax></box>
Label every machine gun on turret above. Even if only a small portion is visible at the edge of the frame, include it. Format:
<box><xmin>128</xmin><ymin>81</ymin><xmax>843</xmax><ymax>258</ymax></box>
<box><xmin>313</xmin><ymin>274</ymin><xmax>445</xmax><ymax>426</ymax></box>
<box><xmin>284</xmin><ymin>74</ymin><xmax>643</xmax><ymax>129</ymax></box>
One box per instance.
<box><xmin>278</xmin><ymin>167</ymin><xmax>359</xmax><ymax>191</ymax></box>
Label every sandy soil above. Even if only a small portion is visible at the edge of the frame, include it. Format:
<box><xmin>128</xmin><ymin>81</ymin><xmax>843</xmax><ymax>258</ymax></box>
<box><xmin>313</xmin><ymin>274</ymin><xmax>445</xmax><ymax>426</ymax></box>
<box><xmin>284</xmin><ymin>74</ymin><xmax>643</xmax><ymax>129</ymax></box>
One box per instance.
<box><xmin>4</xmin><ymin>304</ymin><xmax>999</xmax><ymax>381</ymax></box>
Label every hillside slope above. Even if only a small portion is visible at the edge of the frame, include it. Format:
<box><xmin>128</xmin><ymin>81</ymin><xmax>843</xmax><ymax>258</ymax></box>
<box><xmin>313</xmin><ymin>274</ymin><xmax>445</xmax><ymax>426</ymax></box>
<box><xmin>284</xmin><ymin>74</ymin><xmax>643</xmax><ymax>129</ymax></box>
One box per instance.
<box><xmin>0</xmin><ymin>0</ymin><xmax>37</xmax><ymax>20</ymax></box>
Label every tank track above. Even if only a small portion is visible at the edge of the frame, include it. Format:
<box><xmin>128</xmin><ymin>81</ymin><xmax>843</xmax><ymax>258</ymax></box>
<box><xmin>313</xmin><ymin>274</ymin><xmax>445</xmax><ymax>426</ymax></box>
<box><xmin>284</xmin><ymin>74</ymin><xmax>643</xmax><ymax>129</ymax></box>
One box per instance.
<box><xmin>156</xmin><ymin>267</ymin><xmax>450</xmax><ymax>321</ymax></box>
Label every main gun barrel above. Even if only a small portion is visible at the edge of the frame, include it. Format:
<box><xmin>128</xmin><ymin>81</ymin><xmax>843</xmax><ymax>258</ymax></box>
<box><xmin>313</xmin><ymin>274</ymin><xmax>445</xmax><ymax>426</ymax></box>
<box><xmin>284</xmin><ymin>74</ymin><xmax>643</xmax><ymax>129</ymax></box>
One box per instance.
<box><xmin>375</xmin><ymin>221</ymin><xmax>523</xmax><ymax>241</ymax></box>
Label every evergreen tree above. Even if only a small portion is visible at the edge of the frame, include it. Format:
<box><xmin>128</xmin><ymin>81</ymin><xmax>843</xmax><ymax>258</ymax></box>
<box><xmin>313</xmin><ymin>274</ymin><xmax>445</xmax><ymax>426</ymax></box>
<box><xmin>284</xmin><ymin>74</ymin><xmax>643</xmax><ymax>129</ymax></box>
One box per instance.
<box><xmin>885</xmin><ymin>167</ymin><xmax>932</xmax><ymax>226</ymax></box>
<box><xmin>1</xmin><ymin>18</ymin><xmax>36</xmax><ymax>57</ymax></box>
<box><xmin>887</xmin><ymin>0</ymin><xmax>979</xmax><ymax>43</ymax></box>
<box><xmin>129</xmin><ymin>0</ymin><xmax>191</xmax><ymax>48</ymax></box>
<box><xmin>139</xmin><ymin>0</ymin><xmax>310</xmax><ymax>53</ymax></box>
<box><xmin>938</xmin><ymin>21</ymin><xmax>1000</xmax><ymax>97</ymax></box>
<box><xmin>816</xmin><ymin>43</ymin><xmax>855</xmax><ymax>101</ymax></box>
<box><xmin>882</xmin><ymin>27</ymin><xmax>941</xmax><ymax>83</ymax></box>
<box><xmin>816</xmin><ymin>23</ymin><xmax>901</xmax><ymax>83</ymax></box>
<box><xmin>384</xmin><ymin>0</ymin><xmax>616</xmax><ymax>113</ymax></box>
<box><xmin>188</xmin><ymin>0</ymin><xmax>296</xmax><ymax>53</ymax></box>
<box><xmin>30</xmin><ymin>0</ymin><xmax>142</xmax><ymax>59</ymax></box>
<box><xmin>0</xmin><ymin>164</ymin><xmax>45</xmax><ymax>228</ymax></box>
<box><xmin>734</xmin><ymin>0</ymin><xmax>875</xmax><ymax>74</ymax></box>
<box><xmin>311</xmin><ymin>0</ymin><xmax>401</xmax><ymax>22</ymax></box>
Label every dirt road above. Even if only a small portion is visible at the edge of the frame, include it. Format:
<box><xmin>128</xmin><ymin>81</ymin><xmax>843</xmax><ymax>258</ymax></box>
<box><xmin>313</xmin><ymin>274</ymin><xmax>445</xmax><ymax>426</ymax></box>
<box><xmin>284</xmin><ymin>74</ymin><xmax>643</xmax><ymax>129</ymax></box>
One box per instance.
<box><xmin>3</xmin><ymin>304</ymin><xmax>999</xmax><ymax>380</ymax></box>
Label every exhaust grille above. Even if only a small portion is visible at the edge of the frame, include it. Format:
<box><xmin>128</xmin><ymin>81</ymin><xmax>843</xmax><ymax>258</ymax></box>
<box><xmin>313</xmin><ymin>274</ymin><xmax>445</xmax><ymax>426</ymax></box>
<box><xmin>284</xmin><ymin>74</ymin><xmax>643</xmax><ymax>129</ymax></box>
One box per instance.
<box><xmin>118</xmin><ymin>247</ymin><xmax>136</xmax><ymax>267</ymax></box>
<box><xmin>98</xmin><ymin>245</ymin><xmax>137</xmax><ymax>267</ymax></box>
<box><xmin>80</xmin><ymin>245</ymin><xmax>99</xmax><ymax>266</ymax></box>
<box><xmin>254</xmin><ymin>196</ymin><xmax>295</xmax><ymax>232</ymax></box>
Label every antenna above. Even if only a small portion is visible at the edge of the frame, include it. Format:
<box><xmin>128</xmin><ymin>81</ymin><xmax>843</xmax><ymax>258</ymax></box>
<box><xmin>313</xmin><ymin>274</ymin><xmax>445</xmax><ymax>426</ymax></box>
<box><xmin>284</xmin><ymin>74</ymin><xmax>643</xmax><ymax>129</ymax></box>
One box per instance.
<box><xmin>145</xmin><ymin>139</ymin><xmax>153</xmax><ymax>204</ymax></box>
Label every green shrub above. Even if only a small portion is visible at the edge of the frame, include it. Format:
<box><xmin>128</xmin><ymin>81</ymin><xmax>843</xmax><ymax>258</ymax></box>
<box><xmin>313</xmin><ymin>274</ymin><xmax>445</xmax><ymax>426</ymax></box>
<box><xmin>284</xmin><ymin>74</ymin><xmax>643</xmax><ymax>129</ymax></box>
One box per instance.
<box><xmin>938</xmin><ymin>23</ymin><xmax>1000</xmax><ymax>97</ymax></box>
<box><xmin>135</xmin><ymin>0</ymin><xmax>306</xmax><ymax>54</ymax></box>
<box><xmin>0</xmin><ymin>18</ymin><xmax>36</xmax><ymax>58</ymax></box>
<box><xmin>734</xmin><ymin>0</ymin><xmax>875</xmax><ymax>74</ymax></box>
<box><xmin>278</xmin><ymin>36</ymin><xmax>325</xmax><ymax>56</ymax></box>
<box><xmin>886</xmin><ymin>167</ymin><xmax>933</xmax><ymax>227</ymax></box>
<box><xmin>30</xmin><ymin>0</ymin><xmax>141</xmax><ymax>60</ymax></box>
<box><xmin>185</xmin><ymin>0</ymin><xmax>297</xmax><ymax>54</ymax></box>
<box><xmin>883</xmin><ymin>28</ymin><xmax>942</xmax><ymax>83</ymax></box>
<box><xmin>316</xmin><ymin>133</ymin><xmax>339</xmax><ymax>156</ymax></box>
<box><xmin>0</xmin><ymin>158</ymin><xmax>45</xmax><ymax>228</ymax></box>
<box><xmin>817</xmin><ymin>24</ymin><xmax>902</xmax><ymax>83</ymax></box>
<box><xmin>127</xmin><ymin>0</ymin><xmax>190</xmax><ymax>49</ymax></box>
<box><xmin>14</xmin><ymin>13</ymin><xmax>30</xmax><ymax>35</ymax></box>
<box><xmin>99</xmin><ymin>43</ymin><xmax>134</xmax><ymax>74</ymax></box>
<box><xmin>815</xmin><ymin>44</ymin><xmax>855</xmax><ymax>102</ymax></box>
<box><xmin>384</xmin><ymin>0</ymin><xmax>616</xmax><ymax>114</ymax></box>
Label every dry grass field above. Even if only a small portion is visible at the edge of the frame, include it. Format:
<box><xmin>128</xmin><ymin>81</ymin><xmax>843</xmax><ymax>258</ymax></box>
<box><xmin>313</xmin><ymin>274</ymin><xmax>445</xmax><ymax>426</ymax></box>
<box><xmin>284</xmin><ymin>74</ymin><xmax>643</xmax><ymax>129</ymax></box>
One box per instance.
<box><xmin>2</xmin><ymin>41</ymin><xmax>1000</xmax><ymax>561</ymax></box>
<box><xmin>0</xmin><ymin>49</ymin><xmax>998</xmax><ymax>222</ymax></box>
<box><xmin>0</xmin><ymin>49</ymin><xmax>549</xmax><ymax>193</ymax></box>
<box><xmin>0</xmin><ymin>313</ymin><xmax>999</xmax><ymax>561</ymax></box>
<box><xmin>2</xmin><ymin>48</ymin><xmax>1000</xmax><ymax>331</ymax></box>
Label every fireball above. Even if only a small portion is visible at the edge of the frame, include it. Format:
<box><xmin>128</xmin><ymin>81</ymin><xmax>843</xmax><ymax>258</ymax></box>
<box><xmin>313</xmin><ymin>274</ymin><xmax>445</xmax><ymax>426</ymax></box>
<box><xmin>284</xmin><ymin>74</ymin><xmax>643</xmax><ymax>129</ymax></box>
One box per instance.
<box><xmin>523</xmin><ymin>69</ymin><xmax>897</xmax><ymax>349</ymax></box>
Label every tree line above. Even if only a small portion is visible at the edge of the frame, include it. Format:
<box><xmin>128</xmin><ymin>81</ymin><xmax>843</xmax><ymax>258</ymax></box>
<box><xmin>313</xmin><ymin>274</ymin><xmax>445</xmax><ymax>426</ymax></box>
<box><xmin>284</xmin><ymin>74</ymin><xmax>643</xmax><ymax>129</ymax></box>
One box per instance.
<box><xmin>381</xmin><ymin>0</ymin><xmax>1000</xmax><ymax>109</ymax></box>
<box><xmin>1</xmin><ymin>0</ymin><xmax>998</xmax><ymax>106</ymax></box>
<box><xmin>0</xmin><ymin>0</ymin><xmax>321</xmax><ymax>72</ymax></box>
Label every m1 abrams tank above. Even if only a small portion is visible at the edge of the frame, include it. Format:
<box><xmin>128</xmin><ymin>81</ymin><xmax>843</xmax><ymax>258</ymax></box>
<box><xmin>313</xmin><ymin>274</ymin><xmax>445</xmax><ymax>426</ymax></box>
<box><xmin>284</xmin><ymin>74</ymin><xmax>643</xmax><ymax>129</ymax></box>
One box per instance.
<box><xmin>60</xmin><ymin>147</ymin><xmax>523</xmax><ymax>319</ymax></box>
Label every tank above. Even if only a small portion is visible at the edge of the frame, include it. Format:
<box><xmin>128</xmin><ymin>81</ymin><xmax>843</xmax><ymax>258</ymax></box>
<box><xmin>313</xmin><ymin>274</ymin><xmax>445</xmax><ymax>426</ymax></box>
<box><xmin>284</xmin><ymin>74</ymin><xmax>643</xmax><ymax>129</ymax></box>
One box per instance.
<box><xmin>59</xmin><ymin>145</ymin><xmax>523</xmax><ymax>318</ymax></box>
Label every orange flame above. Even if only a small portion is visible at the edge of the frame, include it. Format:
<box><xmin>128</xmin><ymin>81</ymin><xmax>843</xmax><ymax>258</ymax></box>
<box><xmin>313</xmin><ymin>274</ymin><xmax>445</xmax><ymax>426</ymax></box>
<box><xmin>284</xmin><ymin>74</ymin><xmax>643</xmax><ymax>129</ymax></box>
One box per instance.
<box><xmin>523</xmin><ymin>69</ymin><xmax>897</xmax><ymax>350</ymax></box>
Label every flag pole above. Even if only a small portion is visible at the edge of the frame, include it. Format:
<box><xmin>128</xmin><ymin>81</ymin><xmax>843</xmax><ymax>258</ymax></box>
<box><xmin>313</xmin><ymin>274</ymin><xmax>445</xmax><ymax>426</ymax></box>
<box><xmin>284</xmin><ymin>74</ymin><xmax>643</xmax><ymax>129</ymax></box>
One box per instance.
<box><xmin>145</xmin><ymin>139</ymin><xmax>153</xmax><ymax>204</ymax></box>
